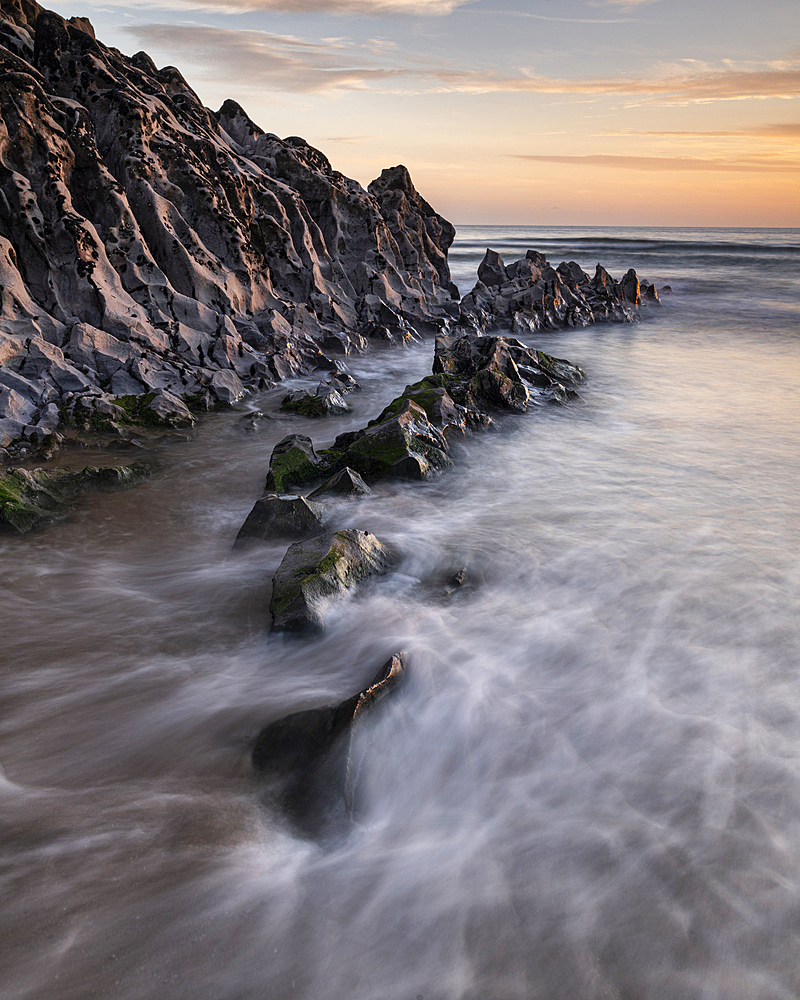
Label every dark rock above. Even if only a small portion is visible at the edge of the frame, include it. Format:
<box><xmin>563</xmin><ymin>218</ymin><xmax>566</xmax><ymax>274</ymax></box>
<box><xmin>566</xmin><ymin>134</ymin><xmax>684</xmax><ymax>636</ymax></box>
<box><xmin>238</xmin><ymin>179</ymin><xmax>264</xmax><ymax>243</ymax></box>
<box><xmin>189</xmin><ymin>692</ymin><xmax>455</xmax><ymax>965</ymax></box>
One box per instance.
<box><xmin>270</xmin><ymin>528</ymin><xmax>396</xmax><ymax>633</ymax></box>
<box><xmin>234</xmin><ymin>494</ymin><xmax>326</xmax><ymax>547</ymax></box>
<box><xmin>458</xmin><ymin>248</ymin><xmax>660</xmax><ymax>334</ymax></box>
<box><xmin>280</xmin><ymin>382</ymin><xmax>351</xmax><ymax>417</ymax></box>
<box><xmin>307</xmin><ymin>467</ymin><xmax>373</xmax><ymax>499</ymax></box>
<box><xmin>264</xmin><ymin>434</ymin><xmax>324</xmax><ymax>493</ymax></box>
<box><xmin>334</xmin><ymin>399</ymin><xmax>452</xmax><ymax>482</ymax></box>
<box><xmin>252</xmin><ymin>650</ymin><xmax>407</xmax><ymax>837</ymax></box>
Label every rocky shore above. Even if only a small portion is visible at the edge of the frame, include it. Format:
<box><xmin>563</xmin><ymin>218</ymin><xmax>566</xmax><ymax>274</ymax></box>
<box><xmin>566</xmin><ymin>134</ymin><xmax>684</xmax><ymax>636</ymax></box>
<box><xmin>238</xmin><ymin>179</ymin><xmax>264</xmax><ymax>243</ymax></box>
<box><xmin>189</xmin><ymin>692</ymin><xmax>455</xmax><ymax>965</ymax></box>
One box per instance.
<box><xmin>0</xmin><ymin>0</ymin><xmax>667</xmax><ymax>835</ymax></box>
<box><xmin>0</xmin><ymin>0</ymin><xmax>662</xmax><ymax>464</ymax></box>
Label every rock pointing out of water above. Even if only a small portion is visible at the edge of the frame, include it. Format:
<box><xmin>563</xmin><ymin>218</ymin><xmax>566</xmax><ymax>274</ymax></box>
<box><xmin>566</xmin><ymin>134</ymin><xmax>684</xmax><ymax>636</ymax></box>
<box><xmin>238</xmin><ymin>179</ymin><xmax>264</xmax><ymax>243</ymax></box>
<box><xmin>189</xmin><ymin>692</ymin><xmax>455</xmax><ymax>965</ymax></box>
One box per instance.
<box><xmin>252</xmin><ymin>651</ymin><xmax>407</xmax><ymax>838</ymax></box>
<box><xmin>270</xmin><ymin>528</ymin><xmax>396</xmax><ymax>633</ymax></box>
<box><xmin>459</xmin><ymin>249</ymin><xmax>660</xmax><ymax>335</ymax></box>
<box><xmin>0</xmin><ymin>2</ymin><xmax>456</xmax><ymax>458</ymax></box>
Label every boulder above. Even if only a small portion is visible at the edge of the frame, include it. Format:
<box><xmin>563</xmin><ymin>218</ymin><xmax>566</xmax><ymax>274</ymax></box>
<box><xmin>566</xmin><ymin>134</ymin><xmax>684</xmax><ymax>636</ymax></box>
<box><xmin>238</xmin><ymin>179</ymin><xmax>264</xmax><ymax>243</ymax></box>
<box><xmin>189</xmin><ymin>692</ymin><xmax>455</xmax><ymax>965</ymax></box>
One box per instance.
<box><xmin>252</xmin><ymin>651</ymin><xmax>407</xmax><ymax>837</ymax></box>
<box><xmin>234</xmin><ymin>494</ymin><xmax>326</xmax><ymax>547</ymax></box>
<box><xmin>270</xmin><ymin>528</ymin><xmax>396</xmax><ymax>633</ymax></box>
<box><xmin>264</xmin><ymin>434</ymin><xmax>325</xmax><ymax>493</ymax></box>
<box><xmin>332</xmin><ymin>400</ymin><xmax>452</xmax><ymax>482</ymax></box>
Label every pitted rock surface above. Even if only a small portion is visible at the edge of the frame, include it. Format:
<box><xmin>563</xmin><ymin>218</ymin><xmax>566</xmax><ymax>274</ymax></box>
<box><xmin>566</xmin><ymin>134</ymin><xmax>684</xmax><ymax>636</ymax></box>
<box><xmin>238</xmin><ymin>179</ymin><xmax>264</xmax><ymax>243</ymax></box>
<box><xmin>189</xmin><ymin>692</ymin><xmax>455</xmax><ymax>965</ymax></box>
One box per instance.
<box><xmin>0</xmin><ymin>2</ymin><xmax>456</xmax><ymax>455</ymax></box>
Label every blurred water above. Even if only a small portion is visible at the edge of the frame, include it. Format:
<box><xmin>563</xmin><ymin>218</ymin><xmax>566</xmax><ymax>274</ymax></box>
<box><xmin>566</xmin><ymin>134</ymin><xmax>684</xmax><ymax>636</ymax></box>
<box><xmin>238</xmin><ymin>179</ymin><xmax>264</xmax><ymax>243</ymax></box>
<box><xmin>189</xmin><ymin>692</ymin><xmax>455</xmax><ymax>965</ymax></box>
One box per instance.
<box><xmin>2</xmin><ymin>228</ymin><xmax>800</xmax><ymax>1000</ymax></box>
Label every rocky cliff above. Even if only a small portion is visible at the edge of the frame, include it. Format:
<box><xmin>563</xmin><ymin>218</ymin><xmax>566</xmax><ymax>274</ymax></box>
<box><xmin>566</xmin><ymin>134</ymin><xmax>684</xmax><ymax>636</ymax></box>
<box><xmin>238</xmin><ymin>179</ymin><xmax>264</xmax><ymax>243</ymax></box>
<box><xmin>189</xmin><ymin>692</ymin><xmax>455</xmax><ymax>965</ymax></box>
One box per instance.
<box><xmin>0</xmin><ymin>0</ymin><xmax>457</xmax><ymax>455</ymax></box>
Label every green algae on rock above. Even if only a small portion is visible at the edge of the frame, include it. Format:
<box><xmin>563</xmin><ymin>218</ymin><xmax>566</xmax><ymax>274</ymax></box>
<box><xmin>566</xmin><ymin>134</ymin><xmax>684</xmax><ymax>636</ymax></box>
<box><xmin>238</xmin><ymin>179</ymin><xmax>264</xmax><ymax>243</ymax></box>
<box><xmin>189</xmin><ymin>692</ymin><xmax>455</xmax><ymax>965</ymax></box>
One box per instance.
<box><xmin>0</xmin><ymin>462</ymin><xmax>153</xmax><ymax>534</ymax></box>
<box><xmin>270</xmin><ymin>528</ymin><xmax>396</xmax><ymax>633</ymax></box>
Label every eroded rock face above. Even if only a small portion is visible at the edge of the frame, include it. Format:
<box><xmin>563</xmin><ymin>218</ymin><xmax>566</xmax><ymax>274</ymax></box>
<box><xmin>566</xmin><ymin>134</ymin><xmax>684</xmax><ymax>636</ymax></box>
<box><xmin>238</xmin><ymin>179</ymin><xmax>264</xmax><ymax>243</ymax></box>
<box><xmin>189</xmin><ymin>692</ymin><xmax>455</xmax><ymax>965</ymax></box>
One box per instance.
<box><xmin>252</xmin><ymin>651</ymin><xmax>407</xmax><ymax>837</ymax></box>
<box><xmin>459</xmin><ymin>249</ymin><xmax>660</xmax><ymax>335</ymax></box>
<box><xmin>270</xmin><ymin>528</ymin><xmax>396</xmax><ymax>632</ymax></box>
<box><xmin>0</xmin><ymin>3</ymin><xmax>457</xmax><ymax>456</ymax></box>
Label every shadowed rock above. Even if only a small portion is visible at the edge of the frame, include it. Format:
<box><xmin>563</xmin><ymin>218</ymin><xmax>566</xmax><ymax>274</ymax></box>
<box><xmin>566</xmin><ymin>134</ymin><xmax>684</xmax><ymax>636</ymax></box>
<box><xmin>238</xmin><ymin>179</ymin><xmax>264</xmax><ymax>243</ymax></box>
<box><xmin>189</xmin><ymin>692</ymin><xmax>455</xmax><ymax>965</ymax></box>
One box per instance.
<box><xmin>252</xmin><ymin>651</ymin><xmax>407</xmax><ymax>838</ymax></box>
<box><xmin>307</xmin><ymin>467</ymin><xmax>373</xmax><ymax>500</ymax></box>
<box><xmin>270</xmin><ymin>528</ymin><xmax>396</xmax><ymax>633</ymax></box>
<box><xmin>234</xmin><ymin>494</ymin><xmax>326</xmax><ymax>547</ymax></box>
<box><xmin>460</xmin><ymin>248</ymin><xmax>659</xmax><ymax>335</ymax></box>
<box><xmin>264</xmin><ymin>434</ymin><xmax>324</xmax><ymax>494</ymax></box>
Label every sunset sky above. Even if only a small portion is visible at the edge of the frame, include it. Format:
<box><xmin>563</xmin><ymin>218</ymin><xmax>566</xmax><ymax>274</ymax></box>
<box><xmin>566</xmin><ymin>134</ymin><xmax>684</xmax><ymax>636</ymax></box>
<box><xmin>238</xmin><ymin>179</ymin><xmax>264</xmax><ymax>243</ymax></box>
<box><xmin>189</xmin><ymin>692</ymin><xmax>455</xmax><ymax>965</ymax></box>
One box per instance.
<box><xmin>45</xmin><ymin>0</ymin><xmax>800</xmax><ymax>226</ymax></box>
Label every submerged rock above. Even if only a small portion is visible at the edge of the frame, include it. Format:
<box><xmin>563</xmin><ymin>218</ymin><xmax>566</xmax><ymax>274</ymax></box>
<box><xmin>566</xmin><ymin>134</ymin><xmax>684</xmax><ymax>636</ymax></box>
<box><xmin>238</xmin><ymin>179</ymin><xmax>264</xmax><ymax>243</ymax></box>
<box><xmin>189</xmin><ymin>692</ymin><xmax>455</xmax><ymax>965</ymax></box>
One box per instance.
<box><xmin>0</xmin><ymin>461</ymin><xmax>152</xmax><ymax>533</ymax></box>
<box><xmin>270</xmin><ymin>528</ymin><xmax>396</xmax><ymax>632</ymax></box>
<box><xmin>252</xmin><ymin>651</ymin><xmax>407</xmax><ymax>837</ymax></box>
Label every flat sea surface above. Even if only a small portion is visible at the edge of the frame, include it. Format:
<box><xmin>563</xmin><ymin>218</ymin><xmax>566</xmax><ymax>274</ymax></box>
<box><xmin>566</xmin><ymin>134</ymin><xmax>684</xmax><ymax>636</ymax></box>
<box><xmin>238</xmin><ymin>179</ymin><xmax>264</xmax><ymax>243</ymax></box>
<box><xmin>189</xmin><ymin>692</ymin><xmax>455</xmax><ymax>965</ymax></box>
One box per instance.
<box><xmin>2</xmin><ymin>226</ymin><xmax>800</xmax><ymax>999</ymax></box>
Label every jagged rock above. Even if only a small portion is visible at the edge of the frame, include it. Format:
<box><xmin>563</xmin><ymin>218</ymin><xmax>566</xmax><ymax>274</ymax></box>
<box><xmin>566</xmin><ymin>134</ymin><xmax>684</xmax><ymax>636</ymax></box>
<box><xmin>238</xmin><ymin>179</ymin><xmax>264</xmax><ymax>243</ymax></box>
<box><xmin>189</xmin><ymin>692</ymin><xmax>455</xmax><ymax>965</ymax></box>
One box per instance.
<box><xmin>330</xmin><ymin>399</ymin><xmax>452</xmax><ymax>483</ymax></box>
<box><xmin>252</xmin><ymin>651</ymin><xmax>407</xmax><ymax>837</ymax></box>
<box><xmin>307</xmin><ymin>467</ymin><xmax>373</xmax><ymax>500</ymax></box>
<box><xmin>0</xmin><ymin>2</ymin><xmax>457</xmax><ymax>455</ymax></box>
<box><xmin>459</xmin><ymin>248</ymin><xmax>659</xmax><ymax>334</ymax></box>
<box><xmin>264</xmin><ymin>434</ymin><xmax>324</xmax><ymax>493</ymax></box>
<box><xmin>234</xmin><ymin>493</ymin><xmax>326</xmax><ymax>547</ymax></box>
<box><xmin>270</xmin><ymin>528</ymin><xmax>396</xmax><ymax>633</ymax></box>
<box><xmin>433</xmin><ymin>333</ymin><xmax>584</xmax><ymax>411</ymax></box>
<box><xmin>0</xmin><ymin>461</ymin><xmax>151</xmax><ymax>533</ymax></box>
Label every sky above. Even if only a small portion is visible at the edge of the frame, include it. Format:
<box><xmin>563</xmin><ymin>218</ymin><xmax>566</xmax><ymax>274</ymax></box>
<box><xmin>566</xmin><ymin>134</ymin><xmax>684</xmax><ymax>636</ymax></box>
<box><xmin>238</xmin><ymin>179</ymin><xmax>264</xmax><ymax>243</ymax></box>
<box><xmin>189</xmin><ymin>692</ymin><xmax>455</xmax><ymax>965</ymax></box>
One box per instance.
<box><xmin>43</xmin><ymin>0</ymin><xmax>800</xmax><ymax>226</ymax></box>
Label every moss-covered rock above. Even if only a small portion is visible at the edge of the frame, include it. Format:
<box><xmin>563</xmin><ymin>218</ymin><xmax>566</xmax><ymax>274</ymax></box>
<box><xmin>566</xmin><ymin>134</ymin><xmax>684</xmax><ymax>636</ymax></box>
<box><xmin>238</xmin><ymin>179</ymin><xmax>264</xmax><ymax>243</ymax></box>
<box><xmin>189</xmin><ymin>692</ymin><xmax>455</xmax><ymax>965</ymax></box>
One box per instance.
<box><xmin>264</xmin><ymin>434</ymin><xmax>331</xmax><ymax>493</ymax></box>
<box><xmin>270</xmin><ymin>528</ymin><xmax>396</xmax><ymax>632</ymax></box>
<box><xmin>280</xmin><ymin>385</ymin><xmax>351</xmax><ymax>417</ymax></box>
<box><xmin>341</xmin><ymin>400</ymin><xmax>452</xmax><ymax>482</ymax></box>
<box><xmin>0</xmin><ymin>462</ymin><xmax>153</xmax><ymax>535</ymax></box>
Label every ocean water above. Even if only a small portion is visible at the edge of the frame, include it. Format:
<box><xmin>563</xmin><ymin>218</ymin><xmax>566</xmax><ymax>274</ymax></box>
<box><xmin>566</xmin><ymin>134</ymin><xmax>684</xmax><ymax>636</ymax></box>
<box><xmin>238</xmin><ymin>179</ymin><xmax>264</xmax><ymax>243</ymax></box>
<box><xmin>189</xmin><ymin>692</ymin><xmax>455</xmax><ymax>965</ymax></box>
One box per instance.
<box><xmin>2</xmin><ymin>226</ymin><xmax>800</xmax><ymax>1000</ymax></box>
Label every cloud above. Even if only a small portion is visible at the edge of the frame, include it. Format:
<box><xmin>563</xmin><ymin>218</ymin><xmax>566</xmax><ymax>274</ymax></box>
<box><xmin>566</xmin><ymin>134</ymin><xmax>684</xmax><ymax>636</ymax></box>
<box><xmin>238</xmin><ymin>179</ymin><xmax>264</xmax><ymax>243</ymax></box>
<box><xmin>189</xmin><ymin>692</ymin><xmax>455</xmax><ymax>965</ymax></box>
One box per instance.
<box><xmin>127</xmin><ymin>23</ymin><xmax>800</xmax><ymax>102</ymax></box>
<box><xmin>121</xmin><ymin>0</ymin><xmax>472</xmax><ymax>13</ymax></box>
<box><xmin>602</xmin><ymin>124</ymin><xmax>800</xmax><ymax>138</ymax></box>
<box><xmin>509</xmin><ymin>153</ymin><xmax>800</xmax><ymax>172</ymax></box>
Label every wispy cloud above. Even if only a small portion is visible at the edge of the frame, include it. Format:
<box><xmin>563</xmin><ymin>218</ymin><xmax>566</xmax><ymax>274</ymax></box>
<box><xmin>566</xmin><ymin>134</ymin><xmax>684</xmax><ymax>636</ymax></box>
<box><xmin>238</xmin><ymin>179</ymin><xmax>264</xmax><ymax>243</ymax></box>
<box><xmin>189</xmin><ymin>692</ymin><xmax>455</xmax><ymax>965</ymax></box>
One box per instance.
<box><xmin>127</xmin><ymin>22</ymin><xmax>800</xmax><ymax>102</ymax></box>
<box><xmin>120</xmin><ymin>0</ymin><xmax>472</xmax><ymax>14</ymax></box>
<box><xmin>602</xmin><ymin>123</ymin><xmax>800</xmax><ymax>138</ymax></box>
<box><xmin>509</xmin><ymin>153</ymin><xmax>800</xmax><ymax>172</ymax></box>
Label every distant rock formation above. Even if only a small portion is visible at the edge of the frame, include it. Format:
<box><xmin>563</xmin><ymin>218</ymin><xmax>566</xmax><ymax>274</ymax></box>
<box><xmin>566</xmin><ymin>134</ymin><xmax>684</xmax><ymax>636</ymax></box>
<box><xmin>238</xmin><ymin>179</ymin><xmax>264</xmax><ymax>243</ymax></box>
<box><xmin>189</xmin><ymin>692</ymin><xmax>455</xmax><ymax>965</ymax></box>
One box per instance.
<box><xmin>0</xmin><ymin>1</ymin><xmax>457</xmax><ymax>455</ymax></box>
<box><xmin>459</xmin><ymin>249</ymin><xmax>660</xmax><ymax>336</ymax></box>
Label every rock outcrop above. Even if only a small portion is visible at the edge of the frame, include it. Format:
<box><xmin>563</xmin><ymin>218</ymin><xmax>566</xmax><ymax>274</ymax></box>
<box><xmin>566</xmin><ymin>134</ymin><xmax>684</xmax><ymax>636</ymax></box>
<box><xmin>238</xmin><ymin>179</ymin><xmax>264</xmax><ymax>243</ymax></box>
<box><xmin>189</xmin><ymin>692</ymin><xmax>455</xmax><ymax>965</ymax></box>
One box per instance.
<box><xmin>252</xmin><ymin>651</ymin><xmax>407</xmax><ymax>837</ymax></box>
<box><xmin>459</xmin><ymin>249</ymin><xmax>660</xmax><ymax>336</ymax></box>
<box><xmin>0</xmin><ymin>1</ymin><xmax>457</xmax><ymax>457</ymax></box>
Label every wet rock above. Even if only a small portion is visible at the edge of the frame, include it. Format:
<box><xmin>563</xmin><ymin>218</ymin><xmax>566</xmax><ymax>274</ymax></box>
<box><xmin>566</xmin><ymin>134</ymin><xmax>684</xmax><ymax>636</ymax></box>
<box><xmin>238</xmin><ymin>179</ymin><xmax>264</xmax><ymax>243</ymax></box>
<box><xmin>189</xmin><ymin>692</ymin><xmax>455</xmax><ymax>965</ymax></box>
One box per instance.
<box><xmin>270</xmin><ymin>528</ymin><xmax>396</xmax><ymax>633</ymax></box>
<box><xmin>433</xmin><ymin>333</ymin><xmax>584</xmax><ymax>412</ymax></box>
<box><xmin>280</xmin><ymin>382</ymin><xmax>352</xmax><ymax>417</ymax></box>
<box><xmin>264</xmin><ymin>434</ymin><xmax>325</xmax><ymax>493</ymax></box>
<box><xmin>332</xmin><ymin>399</ymin><xmax>452</xmax><ymax>482</ymax></box>
<box><xmin>0</xmin><ymin>461</ymin><xmax>152</xmax><ymax>534</ymax></box>
<box><xmin>252</xmin><ymin>651</ymin><xmax>407</xmax><ymax>837</ymax></box>
<box><xmin>307</xmin><ymin>467</ymin><xmax>373</xmax><ymax>499</ymax></box>
<box><xmin>234</xmin><ymin>494</ymin><xmax>326</xmax><ymax>547</ymax></box>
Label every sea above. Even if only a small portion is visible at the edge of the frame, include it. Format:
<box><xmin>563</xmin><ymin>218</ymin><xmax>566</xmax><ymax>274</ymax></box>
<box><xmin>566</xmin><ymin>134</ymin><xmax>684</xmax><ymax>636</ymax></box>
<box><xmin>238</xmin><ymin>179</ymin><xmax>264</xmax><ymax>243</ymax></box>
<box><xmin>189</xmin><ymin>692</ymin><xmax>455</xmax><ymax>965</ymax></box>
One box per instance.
<box><xmin>2</xmin><ymin>226</ymin><xmax>800</xmax><ymax>1000</ymax></box>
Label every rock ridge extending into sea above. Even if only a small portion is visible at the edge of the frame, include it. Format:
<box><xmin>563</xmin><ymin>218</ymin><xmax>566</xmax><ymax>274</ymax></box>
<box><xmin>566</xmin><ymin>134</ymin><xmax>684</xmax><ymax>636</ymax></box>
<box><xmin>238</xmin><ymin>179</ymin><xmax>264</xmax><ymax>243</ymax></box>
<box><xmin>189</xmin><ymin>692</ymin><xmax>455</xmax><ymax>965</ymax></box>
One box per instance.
<box><xmin>0</xmin><ymin>0</ymin><xmax>458</xmax><ymax>456</ymax></box>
